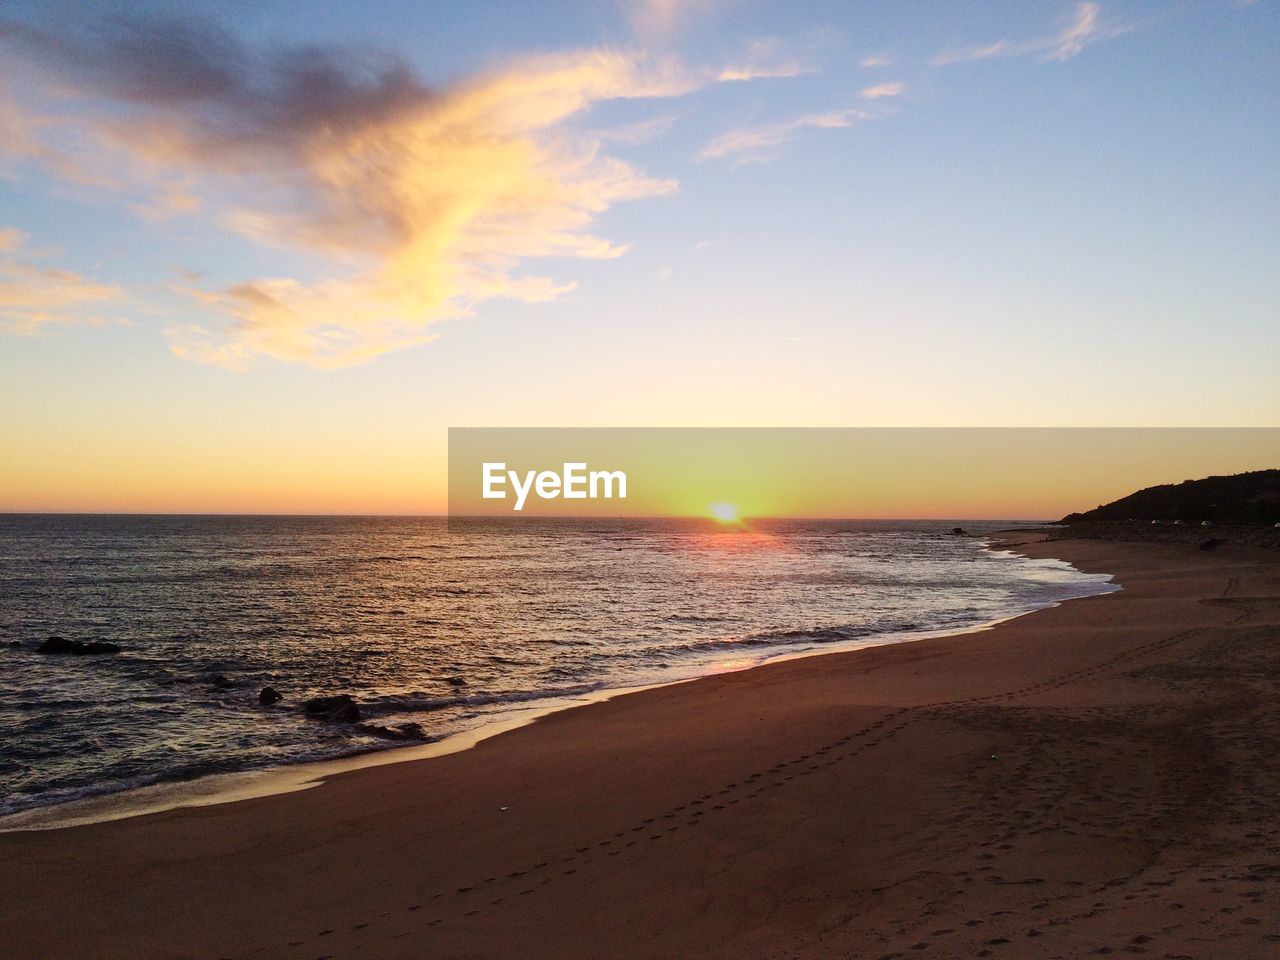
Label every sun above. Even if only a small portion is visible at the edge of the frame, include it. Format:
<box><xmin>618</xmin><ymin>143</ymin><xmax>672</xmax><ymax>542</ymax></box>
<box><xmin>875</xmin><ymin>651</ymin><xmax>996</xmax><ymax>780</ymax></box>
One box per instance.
<box><xmin>708</xmin><ymin>502</ymin><xmax>739</xmax><ymax>523</ymax></box>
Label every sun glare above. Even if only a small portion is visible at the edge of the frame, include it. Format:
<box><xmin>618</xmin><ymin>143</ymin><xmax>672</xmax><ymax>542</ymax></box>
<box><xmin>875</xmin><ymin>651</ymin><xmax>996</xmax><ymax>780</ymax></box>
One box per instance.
<box><xmin>709</xmin><ymin>502</ymin><xmax>739</xmax><ymax>523</ymax></box>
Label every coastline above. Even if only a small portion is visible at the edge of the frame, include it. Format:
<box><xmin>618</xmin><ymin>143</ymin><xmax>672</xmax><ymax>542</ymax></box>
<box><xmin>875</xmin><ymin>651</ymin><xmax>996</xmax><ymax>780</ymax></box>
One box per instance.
<box><xmin>0</xmin><ymin>536</ymin><xmax>1114</xmax><ymax>833</ymax></box>
<box><xmin>3</xmin><ymin>531</ymin><xmax>1279</xmax><ymax>959</ymax></box>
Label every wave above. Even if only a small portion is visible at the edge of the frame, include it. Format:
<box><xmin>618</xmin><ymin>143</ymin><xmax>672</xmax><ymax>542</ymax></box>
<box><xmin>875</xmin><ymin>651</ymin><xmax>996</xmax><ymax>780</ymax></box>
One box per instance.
<box><xmin>359</xmin><ymin>683</ymin><xmax>605</xmax><ymax>719</ymax></box>
<box><xmin>0</xmin><ymin>735</ymin><xmax>416</xmax><ymax>819</ymax></box>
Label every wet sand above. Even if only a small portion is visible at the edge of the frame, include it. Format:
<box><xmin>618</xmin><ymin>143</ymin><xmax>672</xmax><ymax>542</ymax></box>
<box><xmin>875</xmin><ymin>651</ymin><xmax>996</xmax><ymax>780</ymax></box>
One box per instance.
<box><xmin>2</xmin><ymin>531</ymin><xmax>1279</xmax><ymax>959</ymax></box>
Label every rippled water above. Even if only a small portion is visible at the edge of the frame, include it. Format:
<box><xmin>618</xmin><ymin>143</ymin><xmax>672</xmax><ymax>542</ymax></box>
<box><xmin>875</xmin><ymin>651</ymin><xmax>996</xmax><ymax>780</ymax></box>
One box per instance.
<box><xmin>0</xmin><ymin>516</ymin><xmax>1115</xmax><ymax>815</ymax></box>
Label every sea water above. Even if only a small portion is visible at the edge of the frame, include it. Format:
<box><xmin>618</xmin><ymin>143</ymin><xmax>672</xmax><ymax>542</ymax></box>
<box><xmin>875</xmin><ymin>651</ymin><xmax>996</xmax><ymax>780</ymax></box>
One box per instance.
<box><xmin>0</xmin><ymin>516</ymin><xmax>1116</xmax><ymax>816</ymax></box>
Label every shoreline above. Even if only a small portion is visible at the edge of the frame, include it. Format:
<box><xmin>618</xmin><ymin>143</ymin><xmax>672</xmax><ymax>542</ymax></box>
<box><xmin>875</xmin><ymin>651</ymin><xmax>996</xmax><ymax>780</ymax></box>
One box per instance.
<box><xmin>4</xmin><ymin>531</ymin><xmax>1278</xmax><ymax>959</ymax></box>
<box><xmin>0</xmin><ymin>534</ymin><xmax>1114</xmax><ymax>833</ymax></box>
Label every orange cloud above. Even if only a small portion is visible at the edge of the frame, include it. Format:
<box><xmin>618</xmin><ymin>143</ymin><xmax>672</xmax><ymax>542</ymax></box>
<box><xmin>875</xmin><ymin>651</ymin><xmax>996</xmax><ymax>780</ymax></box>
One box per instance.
<box><xmin>156</xmin><ymin>50</ymin><xmax>688</xmax><ymax>367</ymax></box>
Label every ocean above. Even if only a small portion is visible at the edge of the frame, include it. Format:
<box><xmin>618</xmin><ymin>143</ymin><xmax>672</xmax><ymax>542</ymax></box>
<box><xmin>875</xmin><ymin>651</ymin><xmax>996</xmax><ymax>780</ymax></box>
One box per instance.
<box><xmin>0</xmin><ymin>516</ymin><xmax>1116</xmax><ymax>817</ymax></box>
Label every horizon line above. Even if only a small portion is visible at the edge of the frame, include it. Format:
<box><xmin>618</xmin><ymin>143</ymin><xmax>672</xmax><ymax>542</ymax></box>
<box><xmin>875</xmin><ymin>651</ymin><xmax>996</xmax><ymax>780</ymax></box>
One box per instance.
<box><xmin>0</xmin><ymin>511</ymin><xmax>1056</xmax><ymax>522</ymax></box>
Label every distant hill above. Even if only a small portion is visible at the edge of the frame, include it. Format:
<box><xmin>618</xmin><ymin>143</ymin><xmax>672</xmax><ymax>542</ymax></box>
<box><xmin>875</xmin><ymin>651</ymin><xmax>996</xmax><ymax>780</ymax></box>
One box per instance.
<box><xmin>1062</xmin><ymin>470</ymin><xmax>1280</xmax><ymax>526</ymax></box>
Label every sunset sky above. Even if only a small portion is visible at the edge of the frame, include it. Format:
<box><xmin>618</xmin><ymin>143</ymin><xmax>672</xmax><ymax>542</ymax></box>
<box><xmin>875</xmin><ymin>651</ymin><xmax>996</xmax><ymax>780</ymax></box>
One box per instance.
<box><xmin>1</xmin><ymin>1</ymin><xmax>1277</xmax><ymax>513</ymax></box>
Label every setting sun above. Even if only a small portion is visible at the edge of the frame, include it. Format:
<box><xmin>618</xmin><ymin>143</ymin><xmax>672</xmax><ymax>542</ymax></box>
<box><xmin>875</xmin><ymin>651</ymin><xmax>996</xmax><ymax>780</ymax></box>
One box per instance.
<box><xmin>709</xmin><ymin>502</ymin><xmax>739</xmax><ymax>523</ymax></box>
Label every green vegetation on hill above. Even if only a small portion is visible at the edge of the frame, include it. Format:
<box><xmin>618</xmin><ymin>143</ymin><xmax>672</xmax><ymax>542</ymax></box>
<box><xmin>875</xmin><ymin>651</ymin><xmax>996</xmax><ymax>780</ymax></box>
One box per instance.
<box><xmin>1062</xmin><ymin>470</ymin><xmax>1280</xmax><ymax>526</ymax></box>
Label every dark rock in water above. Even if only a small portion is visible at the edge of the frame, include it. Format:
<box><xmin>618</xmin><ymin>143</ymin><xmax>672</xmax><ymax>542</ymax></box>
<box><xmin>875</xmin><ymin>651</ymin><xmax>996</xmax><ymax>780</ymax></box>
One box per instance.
<box><xmin>259</xmin><ymin>686</ymin><xmax>283</xmax><ymax>705</ymax></box>
<box><xmin>356</xmin><ymin>721</ymin><xmax>427</xmax><ymax>742</ymax></box>
<box><xmin>303</xmin><ymin>694</ymin><xmax>361</xmax><ymax>723</ymax></box>
<box><xmin>445</xmin><ymin>676</ymin><xmax>467</xmax><ymax>687</ymax></box>
<box><xmin>950</xmin><ymin>527</ymin><xmax>967</xmax><ymax>536</ymax></box>
<box><xmin>80</xmin><ymin>641</ymin><xmax>121</xmax><ymax>654</ymax></box>
<box><xmin>1198</xmin><ymin>538</ymin><xmax>1223</xmax><ymax>552</ymax></box>
<box><xmin>8</xmin><ymin>640</ymin><xmax>21</xmax><ymax>648</ymax></box>
<box><xmin>211</xmin><ymin>674</ymin><xmax>234</xmax><ymax>689</ymax></box>
<box><xmin>36</xmin><ymin>636</ymin><xmax>121</xmax><ymax>655</ymax></box>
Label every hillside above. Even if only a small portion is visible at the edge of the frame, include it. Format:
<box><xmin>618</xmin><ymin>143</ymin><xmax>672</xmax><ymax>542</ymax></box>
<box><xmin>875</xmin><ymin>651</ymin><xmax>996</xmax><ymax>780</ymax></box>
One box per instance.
<box><xmin>1062</xmin><ymin>470</ymin><xmax>1280</xmax><ymax>526</ymax></box>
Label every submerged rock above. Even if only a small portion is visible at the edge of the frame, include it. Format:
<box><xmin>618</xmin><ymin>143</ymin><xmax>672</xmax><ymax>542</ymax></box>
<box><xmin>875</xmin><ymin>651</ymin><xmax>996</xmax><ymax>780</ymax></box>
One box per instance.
<box><xmin>303</xmin><ymin>694</ymin><xmax>361</xmax><ymax>723</ymax></box>
<box><xmin>949</xmin><ymin>527</ymin><xmax>967</xmax><ymax>536</ymax></box>
<box><xmin>36</xmin><ymin>636</ymin><xmax>121</xmax><ymax>655</ymax></box>
<box><xmin>356</xmin><ymin>721</ymin><xmax>427</xmax><ymax>742</ymax></box>
<box><xmin>8</xmin><ymin>640</ymin><xmax>21</xmax><ymax>648</ymax></box>
<box><xmin>445</xmin><ymin>676</ymin><xmax>467</xmax><ymax>687</ymax></box>
<box><xmin>258</xmin><ymin>686</ymin><xmax>283</xmax><ymax>705</ymax></box>
<box><xmin>82</xmin><ymin>640</ymin><xmax>121</xmax><ymax>654</ymax></box>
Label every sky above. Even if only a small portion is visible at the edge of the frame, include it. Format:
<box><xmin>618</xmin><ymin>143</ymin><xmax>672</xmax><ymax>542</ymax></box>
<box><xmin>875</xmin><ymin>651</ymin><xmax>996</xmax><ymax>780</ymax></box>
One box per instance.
<box><xmin>0</xmin><ymin>0</ymin><xmax>1276</xmax><ymax>513</ymax></box>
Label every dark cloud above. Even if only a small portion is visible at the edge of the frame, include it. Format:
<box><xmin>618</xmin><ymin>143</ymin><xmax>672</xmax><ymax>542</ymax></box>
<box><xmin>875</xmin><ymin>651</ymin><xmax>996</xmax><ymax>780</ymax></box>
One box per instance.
<box><xmin>0</xmin><ymin>13</ymin><xmax>430</xmax><ymax>145</ymax></box>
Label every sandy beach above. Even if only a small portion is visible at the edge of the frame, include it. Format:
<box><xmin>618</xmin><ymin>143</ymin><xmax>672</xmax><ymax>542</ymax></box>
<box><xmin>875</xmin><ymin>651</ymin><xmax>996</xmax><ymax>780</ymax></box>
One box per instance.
<box><xmin>2</xmin><ymin>530</ymin><xmax>1278</xmax><ymax>959</ymax></box>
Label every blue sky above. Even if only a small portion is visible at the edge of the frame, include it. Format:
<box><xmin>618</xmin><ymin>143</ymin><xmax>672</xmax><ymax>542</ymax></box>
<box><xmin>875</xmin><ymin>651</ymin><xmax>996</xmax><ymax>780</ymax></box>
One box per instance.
<box><xmin>0</xmin><ymin>1</ymin><xmax>1276</xmax><ymax>510</ymax></box>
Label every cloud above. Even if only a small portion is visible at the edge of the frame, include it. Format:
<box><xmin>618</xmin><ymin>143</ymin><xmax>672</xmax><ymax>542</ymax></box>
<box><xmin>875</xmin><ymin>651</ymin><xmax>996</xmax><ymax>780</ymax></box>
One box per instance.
<box><xmin>0</xmin><ymin>228</ymin><xmax>126</xmax><ymax>334</ymax></box>
<box><xmin>1041</xmin><ymin>2</ymin><xmax>1110</xmax><ymax>60</ymax></box>
<box><xmin>0</xmin><ymin>16</ymin><xmax>702</xmax><ymax>367</ymax></box>
<box><xmin>717</xmin><ymin>63</ymin><xmax>808</xmax><ymax>82</ymax></box>
<box><xmin>859</xmin><ymin>82</ymin><xmax>904</xmax><ymax>100</ymax></box>
<box><xmin>596</xmin><ymin>113</ymin><xmax>680</xmax><ymax>144</ymax></box>
<box><xmin>717</xmin><ymin>38</ymin><xmax>812</xmax><ymax>82</ymax></box>
<box><xmin>859</xmin><ymin>55</ymin><xmax>895</xmax><ymax>68</ymax></box>
<box><xmin>932</xmin><ymin>3</ymin><xmax>1121</xmax><ymax>66</ymax></box>
<box><xmin>699</xmin><ymin>108</ymin><xmax>866</xmax><ymax>167</ymax></box>
<box><xmin>0</xmin><ymin>92</ymin><xmax>124</xmax><ymax>190</ymax></box>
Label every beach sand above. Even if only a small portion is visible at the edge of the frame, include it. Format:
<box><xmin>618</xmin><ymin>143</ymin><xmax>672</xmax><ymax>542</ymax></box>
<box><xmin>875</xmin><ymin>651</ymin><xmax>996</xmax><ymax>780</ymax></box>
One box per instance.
<box><xmin>3</xmin><ymin>531</ymin><xmax>1279</xmax><ymax>959</ymax></box>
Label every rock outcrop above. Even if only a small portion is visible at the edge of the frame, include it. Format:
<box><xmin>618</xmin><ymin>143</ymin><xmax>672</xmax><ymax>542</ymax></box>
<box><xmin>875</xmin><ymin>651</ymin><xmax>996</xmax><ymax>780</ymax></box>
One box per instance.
<box><xmin>36</xmin><ymin>636</ymin><xmax>121</xmax><ymax>655</ymax></box>
<box><xmin>356</xmin><ymin>721</ymin><xmax>427</xmax><ymax>741</ymax></box>
<box><xmin>303</xmin><ymin>694</ymin><xmax>361</xmax><ymax>723</ymax></box>
<box><xmin>258</xmin><ymin>686</ymin><xmax>283</xmax><ymax>705</ymax></box>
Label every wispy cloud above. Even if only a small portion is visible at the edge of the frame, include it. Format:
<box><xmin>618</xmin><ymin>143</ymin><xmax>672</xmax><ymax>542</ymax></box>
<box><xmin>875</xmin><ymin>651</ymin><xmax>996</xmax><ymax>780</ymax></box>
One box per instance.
<box><xmin>717</xmin><ymin>37</ymin><xmax>812</xmax><ymax>82</ymax></box>
<box><xmin>596</xmin><ymin>113</ymin><xmax>680</xmax><ymax>144</ymax></box>
<box><xmin>859</xmin><ymin>82</ymin><xmax>904</xmax><ymax>100</ymax></box>
<box><xmin>0</xmin><ymin>228</ymin><xmax>127</xmax><ymax>334</ymax></box>
<box><xmin>699</xmin><ymin>109</ymin><xmax>866</xmax><ymax>167</ymax></box>
<box><xmin>932</xmin><ymin>3</ymin><xmax>1122</xmax><ymax>66</ymax></box>
<box><xmin>0</xmin><ymin>16</ymin><xmax>712</xmax><ymax>367</ymax></box>
<box><xmin>859</xmin><ymin>55</ymin><xmax>895</xmax><ymax>68</ymax></box>
<box><xmin>0</xmin><ymin>93</ymin><xmax>123</xmax><ymax>191</ymax></box>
